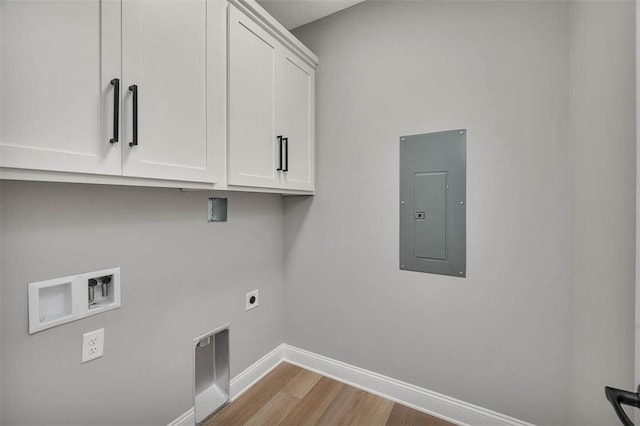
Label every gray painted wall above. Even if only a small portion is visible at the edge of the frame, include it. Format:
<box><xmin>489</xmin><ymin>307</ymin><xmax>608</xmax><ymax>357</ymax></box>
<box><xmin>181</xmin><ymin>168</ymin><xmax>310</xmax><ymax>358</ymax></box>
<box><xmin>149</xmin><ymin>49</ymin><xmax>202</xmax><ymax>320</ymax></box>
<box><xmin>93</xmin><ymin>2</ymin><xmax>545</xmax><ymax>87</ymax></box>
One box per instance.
<box><xmin>287</xmin><ymin>1</ymin><xmax>572</xmax><ymax>424</ymax></box>
<box><xmin>568</xmin><ymin>2</ymin><xmax>636</xmax><ymax>424</ymax></box>
<box><xmin>0</xmin><ymin>2</ymin><xmax>636</xmax><ymax>425</ymax></box>
<box><xmin>286</xmin><ymin>1</ymin><xmax>636</xmax><ymax>423</ymax></box>
<box><xmin>0</xmin><ymin>181</ymin><xmax>285</xmax><ymax>425</ymax></box>
<box><xmin>0</xmin><ymin>196</ymin><xmax>2</xmax><ymax>425</ymax></box>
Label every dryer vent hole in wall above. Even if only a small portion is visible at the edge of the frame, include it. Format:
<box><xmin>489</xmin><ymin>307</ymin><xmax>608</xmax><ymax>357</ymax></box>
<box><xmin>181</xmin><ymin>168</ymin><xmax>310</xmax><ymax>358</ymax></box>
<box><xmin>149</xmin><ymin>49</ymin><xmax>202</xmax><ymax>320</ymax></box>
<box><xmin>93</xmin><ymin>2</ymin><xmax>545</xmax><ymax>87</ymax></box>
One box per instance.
<box><xmin>194</xmin><ymin>326</ymin><xmax>230</xmax><ymax>423</ymax></box>
<box><xmin>246</xmin><ymin>290</ymin><xmax>259</xmax><ymax>310</ymax></box>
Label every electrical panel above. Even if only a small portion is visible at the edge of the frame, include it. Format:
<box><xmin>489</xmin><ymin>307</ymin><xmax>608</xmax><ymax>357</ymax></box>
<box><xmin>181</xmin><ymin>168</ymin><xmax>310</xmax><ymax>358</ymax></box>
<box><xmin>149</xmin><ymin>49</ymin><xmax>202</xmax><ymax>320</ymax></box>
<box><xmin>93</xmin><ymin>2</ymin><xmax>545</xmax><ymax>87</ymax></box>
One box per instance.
<box><xmin>399</xmin><ymin>130</ymin><xmax>466</xmax><ymax>277</ymax></box>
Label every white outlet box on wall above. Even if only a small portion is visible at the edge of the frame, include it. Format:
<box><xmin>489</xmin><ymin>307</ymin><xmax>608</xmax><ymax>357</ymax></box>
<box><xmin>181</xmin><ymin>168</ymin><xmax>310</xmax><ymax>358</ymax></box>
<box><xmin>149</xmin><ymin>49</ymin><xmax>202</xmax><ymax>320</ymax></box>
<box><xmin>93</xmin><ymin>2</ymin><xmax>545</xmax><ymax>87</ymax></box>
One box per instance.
<box><xmin>81</xmin><ymin>328</ymin><xmax>105</xmax><ymax>363</ymax></box>
<box><xmin>28</xmin><ymin>268</ymin><xmax>121</xmax><ymax>334</ymax></box>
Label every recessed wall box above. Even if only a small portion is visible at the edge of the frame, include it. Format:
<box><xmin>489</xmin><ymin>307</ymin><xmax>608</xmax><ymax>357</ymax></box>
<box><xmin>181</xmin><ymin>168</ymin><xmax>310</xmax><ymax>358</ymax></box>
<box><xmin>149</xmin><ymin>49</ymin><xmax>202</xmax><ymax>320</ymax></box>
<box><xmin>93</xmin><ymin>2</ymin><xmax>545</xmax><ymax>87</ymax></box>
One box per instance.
<box><xmin>28</xmin><ymin>267</ymin><xmax>121</xmax><ymax>334</ymax></box>
<box><xmin>208</xmin><ymin>198</ymin><xmax>228</xmax><ymax>222</ymax></box>
<box><xmin>400</xmin><ymin>130</ymin><xmax>466</xmax><ymax>277</ymax></box>
<box><xmin>193</xmin><ymin>325</ymin><xmax>230</xmax><ymax>424</ymax></box>
<box><xmin>88</xmin><ymin>273</ymin><xmax>116</xmax><ymax>311</ymax></box>
<box><xmin>28</xmin><ymin>277</ymin><xmax>75</xmax><ymax>333</ymax></box>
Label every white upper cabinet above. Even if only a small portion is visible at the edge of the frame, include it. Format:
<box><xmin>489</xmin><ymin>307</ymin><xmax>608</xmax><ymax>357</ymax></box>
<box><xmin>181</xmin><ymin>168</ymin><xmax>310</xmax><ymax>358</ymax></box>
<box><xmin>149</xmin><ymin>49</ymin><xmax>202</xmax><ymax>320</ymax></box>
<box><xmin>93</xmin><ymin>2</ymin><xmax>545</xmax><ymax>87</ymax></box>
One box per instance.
<box><xmin>0</xmin><ymin>0</ymin><xmax>315</xmax><ymax>193</ymax></box>
<box><xmin>0</xmin><ymin>0</ymin><xmax>122</xmax><ymax>175</ymax></box>
<box><xmin>228</xmin><ymin>4</ymin><xmax>280</xmax><ymax>189</ymax></box>
<box><xmin>1</xmin><ymin>0</ymin><xmax>223</xmax><ymax>186</ymax></box>
<box><xmin>122</xmin><ymin>0</ymin><xmax>217</xmax><ymax>183</ymax></box>
<box><xmin>227</xmin><ymin>1</ymin><xmax>317</xmax><ymax>193</ymax></box>
<box><xmin>277</xmin><ymin>51</ymin><xmax>314</xmax><ymax>191</ymax></box>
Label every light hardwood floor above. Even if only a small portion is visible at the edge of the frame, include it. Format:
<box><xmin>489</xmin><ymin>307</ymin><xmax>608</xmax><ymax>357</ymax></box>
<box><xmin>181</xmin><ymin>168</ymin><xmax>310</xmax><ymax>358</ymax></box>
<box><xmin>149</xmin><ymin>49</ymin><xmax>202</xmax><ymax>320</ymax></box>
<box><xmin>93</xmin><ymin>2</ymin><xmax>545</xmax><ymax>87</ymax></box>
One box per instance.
<box><xmin>205</xmin><ymin>362</ymin><xmax>453</xmax><ymax>426</ymax></box>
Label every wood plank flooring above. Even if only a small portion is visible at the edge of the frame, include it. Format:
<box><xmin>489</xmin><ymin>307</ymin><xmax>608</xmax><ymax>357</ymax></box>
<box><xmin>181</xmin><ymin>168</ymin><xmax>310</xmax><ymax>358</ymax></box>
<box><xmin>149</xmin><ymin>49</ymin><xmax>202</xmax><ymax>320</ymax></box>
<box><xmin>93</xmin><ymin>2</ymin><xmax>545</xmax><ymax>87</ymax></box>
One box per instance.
<box><xmin>205</xmin><ymin>363</ymin><xmax>453</xmax><ymax>426</ymax></box>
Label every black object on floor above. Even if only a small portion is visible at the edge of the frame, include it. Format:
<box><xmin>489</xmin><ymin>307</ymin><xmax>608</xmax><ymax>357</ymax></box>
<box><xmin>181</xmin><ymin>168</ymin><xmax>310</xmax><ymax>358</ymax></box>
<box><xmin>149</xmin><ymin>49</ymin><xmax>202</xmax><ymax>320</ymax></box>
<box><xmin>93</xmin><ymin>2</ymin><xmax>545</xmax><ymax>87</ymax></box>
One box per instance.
<box><xmin>605</xmin><ymin>385</ymin><xmax>640</xmax><ymax>425</ymax></box>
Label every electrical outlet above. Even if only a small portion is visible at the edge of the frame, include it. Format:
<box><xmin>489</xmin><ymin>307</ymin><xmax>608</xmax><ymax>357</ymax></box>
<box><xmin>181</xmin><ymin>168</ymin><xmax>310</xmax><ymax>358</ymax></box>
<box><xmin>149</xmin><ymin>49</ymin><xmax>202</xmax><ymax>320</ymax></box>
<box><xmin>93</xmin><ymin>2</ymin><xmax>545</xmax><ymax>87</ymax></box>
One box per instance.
<box><xmin>246</xmin><ymin>290</ymin><xmax>259</xmax><ymax>311</ymax></box>
<box><xmin>81</xmin><ymin>328</ymin><xmax>104</xmax><ymax>363</ymax></box>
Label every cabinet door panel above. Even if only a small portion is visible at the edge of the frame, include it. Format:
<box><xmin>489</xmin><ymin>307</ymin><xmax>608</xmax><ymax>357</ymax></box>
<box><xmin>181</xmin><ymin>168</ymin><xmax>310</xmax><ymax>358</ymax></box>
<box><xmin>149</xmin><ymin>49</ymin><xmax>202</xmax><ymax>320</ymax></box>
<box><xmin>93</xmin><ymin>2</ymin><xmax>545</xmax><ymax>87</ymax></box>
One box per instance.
<box><xmin>228</xmin><ymin>5</ymin><xmax>280</xmax><ymax>188</ymax></box>
<box><xmin>0</xmin><ymin>0</ymin><xmax>121</xmax><ymax>175</ymax></box>
<box><xmin>278</xmin><ymin>53</ymin><xmax>314</xmax><ymax>191</ymax></box>
<box><xmin>122</xmin><ymin>0</ymin><xmax>213</xmax><ymax>183</ymax></box>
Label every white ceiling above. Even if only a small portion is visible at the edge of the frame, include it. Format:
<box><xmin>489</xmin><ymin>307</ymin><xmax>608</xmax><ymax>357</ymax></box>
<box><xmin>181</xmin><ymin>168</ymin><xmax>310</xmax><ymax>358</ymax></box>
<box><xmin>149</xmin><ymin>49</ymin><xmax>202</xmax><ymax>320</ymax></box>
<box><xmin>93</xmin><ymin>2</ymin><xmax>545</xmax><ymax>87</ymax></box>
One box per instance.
<box><xmin>256</xmin><ymin>0</ymin><xmax>366</xmax><ymax>30</ymax></box>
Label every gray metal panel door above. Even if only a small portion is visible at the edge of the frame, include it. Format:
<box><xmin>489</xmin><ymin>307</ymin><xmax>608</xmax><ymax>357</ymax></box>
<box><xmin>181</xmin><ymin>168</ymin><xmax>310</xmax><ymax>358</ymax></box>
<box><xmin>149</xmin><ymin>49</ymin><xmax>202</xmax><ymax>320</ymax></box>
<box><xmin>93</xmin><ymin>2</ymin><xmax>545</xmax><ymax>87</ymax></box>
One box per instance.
<box><xmin>400</xmin><ymin>129</ymin><xmax>466</xmax><ymax>277</ymax></box>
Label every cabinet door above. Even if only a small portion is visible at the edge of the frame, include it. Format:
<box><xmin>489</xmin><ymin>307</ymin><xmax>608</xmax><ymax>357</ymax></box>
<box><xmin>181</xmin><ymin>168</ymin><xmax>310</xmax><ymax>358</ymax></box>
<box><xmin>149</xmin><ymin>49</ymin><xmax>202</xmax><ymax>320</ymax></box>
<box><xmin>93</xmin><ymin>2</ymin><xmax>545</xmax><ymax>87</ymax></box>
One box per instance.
<box><xmin>277</xmin><ymin>52</ymin><xmax>314</xmax><ymax>191</ymax></box>
<box><xmin>228</xmin><ymin>5</ymin><xmax>281</xmax><ymax>189</ymax></box>
<box><xmin>122</xmin><ymin>0</ymin><xmax>215</xmax><ymax>183</ymax></box>
<box><xmin>0</xmin><ymin>0</ymin><xmax>121</xmax><ymax>175</ymax></box>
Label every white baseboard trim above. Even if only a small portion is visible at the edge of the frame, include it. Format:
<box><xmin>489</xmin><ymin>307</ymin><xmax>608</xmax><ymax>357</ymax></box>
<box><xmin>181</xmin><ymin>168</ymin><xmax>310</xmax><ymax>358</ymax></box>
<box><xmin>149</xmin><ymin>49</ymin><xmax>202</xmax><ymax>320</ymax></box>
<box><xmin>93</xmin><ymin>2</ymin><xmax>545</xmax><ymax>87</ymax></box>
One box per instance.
<box><xmin>281</xmin><ymin>344</ymin><xmax>534</xmax><ymax>426</ymax></box>
<box><xmin>167</xmin><ymin>407</ymin><xmax>195</xmax><ymax>426</ymax></box>
<box><xmin>170</xmin><ymin>343</ymin><xmax>533</xmax><ymax>426</ymax></box>
<box><xmin>168</xmin><ymin>344</ymin><xmax>284</xmax><ymax>426</ymax></box>
<box><xmin>229</xmin><ymin>344</ymin><xmax>285</xmax><ymax>400</ymax></box>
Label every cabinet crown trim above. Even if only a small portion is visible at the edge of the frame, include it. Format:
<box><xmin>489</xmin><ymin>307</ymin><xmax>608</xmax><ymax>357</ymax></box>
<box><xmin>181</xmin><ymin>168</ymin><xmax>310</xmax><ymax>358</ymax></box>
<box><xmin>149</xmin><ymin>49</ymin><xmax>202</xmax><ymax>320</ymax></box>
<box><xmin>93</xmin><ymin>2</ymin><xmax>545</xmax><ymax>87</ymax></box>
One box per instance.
<box><xmin>228</xmin><ymin>0</ymin><xmax>319</xmax><ymax>68</ymax></box>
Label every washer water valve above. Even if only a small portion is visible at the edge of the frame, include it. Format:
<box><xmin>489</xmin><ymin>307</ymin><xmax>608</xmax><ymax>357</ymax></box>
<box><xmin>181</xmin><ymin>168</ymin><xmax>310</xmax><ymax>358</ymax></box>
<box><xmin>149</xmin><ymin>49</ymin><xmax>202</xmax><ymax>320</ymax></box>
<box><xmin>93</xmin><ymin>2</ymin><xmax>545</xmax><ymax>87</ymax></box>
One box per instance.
<box><xmin>88</xmin><ymin>279</ymin><xmax>98</xmax><ymax>305</ymax></box>
<box><xmin>88</xmin><ymin>275</ymin><xmax>114</xmax><ymax>309</ymax></box>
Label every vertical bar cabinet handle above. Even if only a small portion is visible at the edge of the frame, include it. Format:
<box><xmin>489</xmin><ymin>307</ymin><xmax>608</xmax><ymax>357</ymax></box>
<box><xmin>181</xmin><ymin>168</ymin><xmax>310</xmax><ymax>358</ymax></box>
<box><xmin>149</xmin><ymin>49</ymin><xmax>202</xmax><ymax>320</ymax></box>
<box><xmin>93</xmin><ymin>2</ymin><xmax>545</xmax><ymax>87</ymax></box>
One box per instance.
<box><xmin>129</xmin><ymin>84</ymin><xmax>138</xmax><ymax>147</ymax></box>
<box><xmin>277</xmin><ymin>135</ymin><xmax>283</xmax><ymax>171</ymax></box>
<box><xmin>283</xmin><ymin>137</ymin><xmax>289</xmax><ymax>172</ymax></box>
<box><xmin>109</xmin><ymin>78</ymin><xmax>119</xmax><ymax>144</ymax></box>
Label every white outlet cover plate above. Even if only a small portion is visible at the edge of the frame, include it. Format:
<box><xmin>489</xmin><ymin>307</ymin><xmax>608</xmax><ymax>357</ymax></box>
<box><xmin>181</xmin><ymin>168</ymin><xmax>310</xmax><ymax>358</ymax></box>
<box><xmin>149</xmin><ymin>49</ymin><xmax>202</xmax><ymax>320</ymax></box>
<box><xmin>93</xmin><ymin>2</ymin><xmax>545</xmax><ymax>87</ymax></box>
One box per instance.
<box><xmin>246</xmin><ymin>290</ymin><xmax>259</xmax><ymax>311</ymax></box>
<box><xmin>82</xmin><ymin>328</ymin><xmax>104</xmax><ymax>363</ymax></box>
